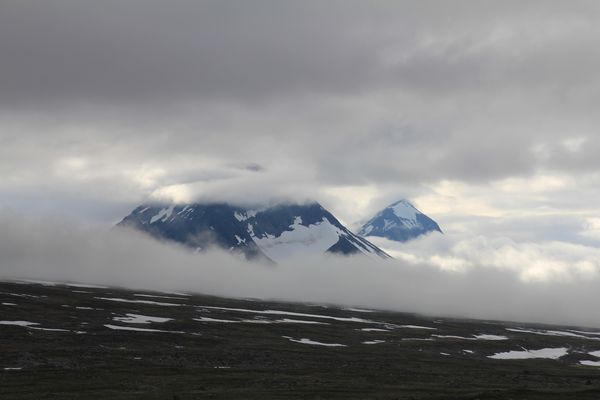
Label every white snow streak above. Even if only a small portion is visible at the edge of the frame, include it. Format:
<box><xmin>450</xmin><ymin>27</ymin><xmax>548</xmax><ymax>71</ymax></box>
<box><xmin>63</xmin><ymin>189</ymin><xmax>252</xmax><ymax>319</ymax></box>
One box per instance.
<box><xmin>488</xmin><ymin>347</ymin><xmax>568</xmax><ymax>360</ymax></box>
<box><xmin>95</xmin><ymin>297</ymin><xmax>184</xmax><ymax>306</ymax></box>
<box><xmin>113</xmin><ymin>313</ymin><xmax>173</xmax><ymax>324</ymax></box>
<box><xmin>150</xmin><ymin>205</ymin><xmax>175</xmax><ymax>224</ymax></box>
<box><xmin>198</xmin><ymin>306</ymin><xmax>374</xmax><ymax>323</ymax></box>
<box><xmin>283</xmin><ymin>336</ymin><xmax>346</xmax><ymax>347</ymax></box>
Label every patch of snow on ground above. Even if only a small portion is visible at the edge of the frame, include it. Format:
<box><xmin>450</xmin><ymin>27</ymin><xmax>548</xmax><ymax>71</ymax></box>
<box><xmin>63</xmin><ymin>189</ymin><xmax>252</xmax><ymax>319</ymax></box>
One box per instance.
<box><xmin>432</xmin><ymin>335</ymin><xmax>473</xmax><ymax>340</ymax></box>
<box><xmin>506</xmin><ymin>328</ymin><xmax>595</xmax><ymax>339</ymax></box>
<box><xmin>488</xmin><ymin>347</ymin><xmax>568</xmax><ymax>360</ymax></box>
<box><xmin>29</xmin><ymin>326</ymin><xmax>70</xmax><ymax>332</ymax></box>
<box><xmin>95</xmin><ymin>297</ymin><xmax>184</xmax><ymax>306</ymax></box>
<box><xmin>0</xmin><ymin>320</ymin><xmax>73</xmax><ymax>332</ymax></box>
<box><xmin>4</xmin><ymin>292</ymin><xmax>44</xmax><ymax>299</ymax></box>
<box><xmin>589</xmin><ymin>350</ymin><xmax>600</xmax><ymax>357</ymax></box>
<box><xmin>569</xmin><ymin>329</ymin><xmax>600</xmax><ymax>336</ymax></box>
<box><xmin>283</xmin><ymin>336</ymin><xmax>346</xmax><ymax>347</ymax></box>
<box><xmin>363</xmin><ymin>340</ymin><xmax>385</xmax><ymax>345</ymax></box>
<box><xmin>360</xmin><ymin>328</ymin><xmax>390</xmax><ymax>332</ymax></box>
<box><xmin>13</xmin><ymin>279</ymin><xmax>60</xmax><ymax>286</ymax></box>
<box><xmin>160</xmin><ymin>291</ymin><xmax>191</xmax><ymax>297</ymax></box>
<box><xmin>276</xmin><ymin>318</ymin><xmax>327</xmax><ymax>324</ymax></box>
<box><xmin>474</xmin><ymin>334</ymin><xmax>508</xmax><ymax>341</ymax></box>
<box><xmin>4</xmin><ymin>367</ymin><xmax>22</xmax><ymax>371</ymax></box>
<box><xmin>344</xmin><ymin>308</ymin><xmax>374</xmax><ymax>313</ymax></box>
<box><xmin>15</xmin><ymin>279</ymin><xmax>108</xmax><ymax>289</ymax></box>
<box><xmin>194</xmin><ymin>316</ymin><xmax>327</xmax><ymax>324</ymax></box>
<box><xmin>241</xmin><ymin>319</ymin><xmax>273</xmax><ymax>324</ymax></box>
<box><xmin>2</xmin><ymin>302</ymin><xmax>17</xmax><ymax>306</ymax></box>
<box><xmin>104</xmin><ymin>324</ymin><xmax>182</xmax><ymax>333</ymax></box>
<box><xmin>133</xmin><ymin>293</ymin><xmax>187</xmax><ymax>300</ymax></box>
<box><xmin>0</xmin><ymin>321</ymin><xmax>39</xmax><ymax>327</ymax></box>
<box><xmin>545</xmin><ymin>330</ymin><xmax>597</xmax><ymax>338</ymax></box>
<box><xmin>433</xmin><ymin>334</ymin><xmax>508</xmax><ymax>341</ymax></box>
<box><xmin>113</xmin><ymin>313</ymin><xmax>173</xmax><ymax>324</ymax></box>
<box><xmin>194</xmin><ymin>317</ymin><xmax>239</xmax><ymax>323</ymax></box>
<box><xmin>64</xmin><ymin>283</ymin><xmax>108</xmax><ymax>289</ymax></box>
<box><xmin>581</xmin><ymin>360</ymin><xmax>600</xmax><ymax>366</ymax></box>
<box><xmin>398</xmin><ymin>325</ymin><xmax>437</xmax><ymax>330</ymax></box>
<box><xmin>198</xmin><ymin>306</ymin><xmax>374</xmax><ymax>323</ymax></box>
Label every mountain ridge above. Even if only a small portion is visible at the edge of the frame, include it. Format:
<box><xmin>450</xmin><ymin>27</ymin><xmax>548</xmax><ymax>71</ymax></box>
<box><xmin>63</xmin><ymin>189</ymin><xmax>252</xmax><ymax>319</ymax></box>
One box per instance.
<box><xmin>118</xmin><ymin>201</ymin><xmax>391</xmax><ymax>262</ymax></box>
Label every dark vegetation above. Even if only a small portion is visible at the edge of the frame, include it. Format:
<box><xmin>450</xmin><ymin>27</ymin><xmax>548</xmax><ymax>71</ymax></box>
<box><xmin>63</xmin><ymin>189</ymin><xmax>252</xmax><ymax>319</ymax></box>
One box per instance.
<box><xmin>2</xmin><ymin>281</ymin><xmax>600</xmax><ymax>399</ymax></box>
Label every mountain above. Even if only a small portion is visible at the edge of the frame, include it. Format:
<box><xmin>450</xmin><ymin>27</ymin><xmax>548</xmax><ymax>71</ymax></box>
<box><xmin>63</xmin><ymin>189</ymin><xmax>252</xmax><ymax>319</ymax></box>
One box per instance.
<box><xmin>118</xmin><ymin>202</ymin><xmax>391</xmax><ymax>262</ymax></box>
<box><xmin>358</xmin><ymin>199</ymin><xmax>442</xmax><ymax>242</ymax></box>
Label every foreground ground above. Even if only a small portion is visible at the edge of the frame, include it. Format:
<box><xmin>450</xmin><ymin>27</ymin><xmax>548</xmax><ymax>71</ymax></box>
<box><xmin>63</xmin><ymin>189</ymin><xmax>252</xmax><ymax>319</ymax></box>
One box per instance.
<box><xmin>2</xmin><ymin>280</ymin><xmax>600</xmax><ymax>399</ymax></box>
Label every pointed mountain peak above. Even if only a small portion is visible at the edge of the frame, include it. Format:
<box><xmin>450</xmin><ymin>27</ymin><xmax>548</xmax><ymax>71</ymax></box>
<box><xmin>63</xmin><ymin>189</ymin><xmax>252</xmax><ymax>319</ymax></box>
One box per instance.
<box><xmin>358</xmin><ymin>199</ymin><xmax>442</xmax><ymax>242</ymax></box>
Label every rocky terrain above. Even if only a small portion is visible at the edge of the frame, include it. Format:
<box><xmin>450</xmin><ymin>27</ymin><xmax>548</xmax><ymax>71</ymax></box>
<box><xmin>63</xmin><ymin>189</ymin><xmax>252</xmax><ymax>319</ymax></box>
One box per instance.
<box><xmin>2</xmin><ymin>280</ymin><xmax>600</xmax><ymax>399</ymax></box>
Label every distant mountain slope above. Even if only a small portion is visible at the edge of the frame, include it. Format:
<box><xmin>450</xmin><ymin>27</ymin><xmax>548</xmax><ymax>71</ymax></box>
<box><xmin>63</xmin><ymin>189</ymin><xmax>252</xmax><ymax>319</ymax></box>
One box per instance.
<box><xmin>358</xmin><ymin>199</ymin><xmax>442</xmax><ymax>242</ymax></box>
<box><xmin>118</xmin><ymin>202</ymin><xmax>390</xmax><ymax>262</ymax></box>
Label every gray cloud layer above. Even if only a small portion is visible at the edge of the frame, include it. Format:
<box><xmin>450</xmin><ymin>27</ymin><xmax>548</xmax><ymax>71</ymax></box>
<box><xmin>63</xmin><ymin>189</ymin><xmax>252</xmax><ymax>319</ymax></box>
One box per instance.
<box><xmin>1</xmin><ymin>212</ymin><xmax>600</xmax><ymax>328</ymax></box>
<box><xmin>2</xmin><ymin>1</ymin><xmax>599</xmax><ymax>103</ymax></box>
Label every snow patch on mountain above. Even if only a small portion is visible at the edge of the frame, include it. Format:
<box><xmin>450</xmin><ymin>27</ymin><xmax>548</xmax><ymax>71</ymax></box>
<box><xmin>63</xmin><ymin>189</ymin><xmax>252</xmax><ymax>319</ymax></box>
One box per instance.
<box><xmin>390</xmin><ymin>200</ymin><xmax>419</xmax><ymax>223</ymax></box>
<box><xmin>150</xmin><ymin>205</ymin><xmax>175</xmax><ymax>224</ymax></box>
<box><xmin>234</xmin><ymin>210</ymin><xmax>257</xmax><ymax>222</ymax></box>
<box><xmin>251</xmin><ymin>217</ymin><xmax>341</xmax><ymax>263</ymax></box>
<box><xmin>234</xmin><ymin>235</ymin><xmax>246</xmax><ymax>245</ymax></box>
<box><xmin>118</xmin><ymin>202</ymin><xmax>390</xmax><ymax>262</ymax></box>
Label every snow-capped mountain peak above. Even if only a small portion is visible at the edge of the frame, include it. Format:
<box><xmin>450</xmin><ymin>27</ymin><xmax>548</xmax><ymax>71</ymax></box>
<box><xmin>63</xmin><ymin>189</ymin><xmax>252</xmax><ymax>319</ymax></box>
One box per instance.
<box><xmin>389</xmin><ymin>199</ymin><xmax>419</xmax><ymax>225</ymax></box>
<box><xmin>118</xmin><ymin>202</ymin><xmax>391</xmax><ymax>262</ymax></box>
<box><xmin>358</xmin><ymin>199</ymin><xmax>442</xmax><ymax>242</ymax></box>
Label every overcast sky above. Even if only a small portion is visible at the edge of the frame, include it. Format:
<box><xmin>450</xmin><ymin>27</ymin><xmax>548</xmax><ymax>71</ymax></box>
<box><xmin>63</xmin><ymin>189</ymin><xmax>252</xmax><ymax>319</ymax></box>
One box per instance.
<box><xmin>2</xmin><ymin>1</ymin><xmax>600</xmax><ymax>270</ymax></box>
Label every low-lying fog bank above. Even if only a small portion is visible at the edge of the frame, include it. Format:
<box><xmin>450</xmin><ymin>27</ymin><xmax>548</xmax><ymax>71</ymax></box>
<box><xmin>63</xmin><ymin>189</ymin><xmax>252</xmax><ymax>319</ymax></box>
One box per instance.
<box><xmin>1</xmin><ymin>211</ymin><xmax>599</xmax><ymax>328</ymax></box>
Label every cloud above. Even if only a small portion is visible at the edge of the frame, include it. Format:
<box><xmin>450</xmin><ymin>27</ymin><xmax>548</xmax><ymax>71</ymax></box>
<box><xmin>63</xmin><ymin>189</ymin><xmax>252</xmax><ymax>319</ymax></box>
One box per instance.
<box><xmin>2</xmin><ymin>211</ymin><xmax>600</xmax><ymax>328</ymax></box>
<box><xmin>2</xmin><ymin>1</ymin><xmax>598</xmax><ymax>105</ymax></box>
<box><xmin>372</xmin><ymin>233</ymin><xmax>600</xmax><ymax>283</ymax></box>
<box><xmin>1</xmin><ymin>0</ymin><xmax>600</xmax><ymax>270</ymax></box>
